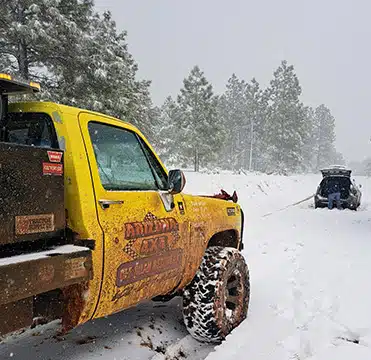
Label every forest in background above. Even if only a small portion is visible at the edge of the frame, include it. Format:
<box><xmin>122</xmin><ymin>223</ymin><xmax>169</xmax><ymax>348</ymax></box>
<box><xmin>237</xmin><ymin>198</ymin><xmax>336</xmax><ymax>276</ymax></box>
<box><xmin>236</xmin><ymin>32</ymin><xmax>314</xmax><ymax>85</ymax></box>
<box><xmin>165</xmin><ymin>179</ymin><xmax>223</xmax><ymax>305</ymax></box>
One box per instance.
<box><xmin>0</xmin><ymin>0</ymin><xmax>344</xmax><ymax>174</ymax></box>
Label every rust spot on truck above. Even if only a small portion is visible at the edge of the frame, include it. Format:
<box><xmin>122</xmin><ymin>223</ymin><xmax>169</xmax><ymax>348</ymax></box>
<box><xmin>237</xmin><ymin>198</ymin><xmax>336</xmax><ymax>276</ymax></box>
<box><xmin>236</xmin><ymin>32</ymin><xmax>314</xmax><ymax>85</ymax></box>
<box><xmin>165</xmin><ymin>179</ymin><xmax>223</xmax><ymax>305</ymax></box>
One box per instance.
<box><xmin>61</xmin><ymin>281</ymin><xmax>89</xmax><ymax>333</ymax></box>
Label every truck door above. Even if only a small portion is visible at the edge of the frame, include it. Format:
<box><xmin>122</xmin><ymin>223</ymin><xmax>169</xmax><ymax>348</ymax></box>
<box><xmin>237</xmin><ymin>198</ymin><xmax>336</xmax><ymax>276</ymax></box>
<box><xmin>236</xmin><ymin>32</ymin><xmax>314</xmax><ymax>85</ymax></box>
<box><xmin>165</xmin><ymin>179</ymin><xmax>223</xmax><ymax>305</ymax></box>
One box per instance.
<box><xmin>79</xmin><ymin>113</ymin><xmax>188</xmax><ymax>318</ymax></box>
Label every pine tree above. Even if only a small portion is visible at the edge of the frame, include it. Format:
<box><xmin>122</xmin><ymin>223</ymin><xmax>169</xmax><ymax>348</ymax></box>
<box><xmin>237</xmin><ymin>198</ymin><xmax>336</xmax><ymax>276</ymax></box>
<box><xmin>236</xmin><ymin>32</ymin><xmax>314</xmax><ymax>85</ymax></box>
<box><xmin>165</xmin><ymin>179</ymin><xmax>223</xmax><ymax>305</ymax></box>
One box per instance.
<box><xmin>49</xmin><ymin>10</ymin><xmax>153</xmax><ymax>127</ymax></box>
<box><xmin>244</xmin><ymin>78</ymin><xmax>267</xmax><ymax>171</ymax></box>
<box><xmin>217</xmin><ymin>74</ymin><xmax>248</xmax><ymax>171</ymax></box>
<box><xmin>301</xmin><ymin>106</ymin><xmax>317</xmax><ymax>172</ymax></box>
<box><xmin>154</xmin><ymin>96</ymin><xmax>182</xmax><ymax>167</ymax></box>
<box><xmin>176</xmin><ymin>66</ymin><xmax>225</xmax><ymax>171</ymax></box>
<box><xmin>313</xmin><ymin>104</ymin><xmax>336</xmax><ymax>169</ymax></box>
<box><xmin>264</xmin><ymin>60</ymin><xmax>306</xmax><ymax>174</ymax></box>
<box><xmin>364</xmin><ymin>158</ymin><xmax>371</xmax><ymax>176</ymax></box>
<box><xmin>0</xmin><ymin>0</ymin><xmax>93</xmax><ymax>80</ymax></box>
<box><xmin>0</xmin><ymin>3</ymin><xmax>154</xmax><ymax>135</ymax></box>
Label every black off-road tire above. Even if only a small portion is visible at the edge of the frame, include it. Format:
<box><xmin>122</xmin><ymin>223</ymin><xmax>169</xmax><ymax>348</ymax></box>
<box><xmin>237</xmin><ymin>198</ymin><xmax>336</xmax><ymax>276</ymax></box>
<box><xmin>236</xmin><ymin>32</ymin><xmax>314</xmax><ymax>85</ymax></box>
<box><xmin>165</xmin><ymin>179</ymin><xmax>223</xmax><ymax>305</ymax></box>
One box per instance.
<box><xmin>182</xmin><ymin>246</ymin><xmax>250</xmax><ymax>343</ymax></box>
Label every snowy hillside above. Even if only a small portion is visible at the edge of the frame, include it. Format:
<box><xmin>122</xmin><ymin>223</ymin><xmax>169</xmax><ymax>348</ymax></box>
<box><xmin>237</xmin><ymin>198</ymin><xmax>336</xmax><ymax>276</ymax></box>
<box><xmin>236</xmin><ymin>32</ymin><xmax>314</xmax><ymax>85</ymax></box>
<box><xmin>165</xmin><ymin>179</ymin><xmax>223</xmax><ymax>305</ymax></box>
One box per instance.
<box><xmin>1</xmin><ymin>172</ymin><xmax>370</xmax><ymax>360</ymax></box>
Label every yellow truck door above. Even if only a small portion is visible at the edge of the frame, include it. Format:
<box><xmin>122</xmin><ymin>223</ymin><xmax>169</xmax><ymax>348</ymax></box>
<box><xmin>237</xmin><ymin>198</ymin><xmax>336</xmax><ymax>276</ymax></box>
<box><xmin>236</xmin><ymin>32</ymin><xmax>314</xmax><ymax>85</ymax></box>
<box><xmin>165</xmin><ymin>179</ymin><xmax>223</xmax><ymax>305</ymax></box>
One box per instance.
<box><xmin>78</xmin><ymin>113</ymin><xmax>188</xmax><ymax>318</ymax></box>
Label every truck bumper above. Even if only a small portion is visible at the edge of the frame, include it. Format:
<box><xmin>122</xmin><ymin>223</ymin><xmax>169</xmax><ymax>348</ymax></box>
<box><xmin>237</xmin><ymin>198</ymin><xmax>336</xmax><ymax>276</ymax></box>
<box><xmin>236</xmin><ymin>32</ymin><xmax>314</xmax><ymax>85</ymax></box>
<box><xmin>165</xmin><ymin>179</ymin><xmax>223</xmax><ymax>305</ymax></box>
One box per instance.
<box><xmin>0</xmin><ymin>245</ymin><xmax>92</xmax><ymax>335</ymax></box>
<box><xmin>315</xmin><ymin>196</ymin><xmax>358</xmax><ymax>209</ymax></box>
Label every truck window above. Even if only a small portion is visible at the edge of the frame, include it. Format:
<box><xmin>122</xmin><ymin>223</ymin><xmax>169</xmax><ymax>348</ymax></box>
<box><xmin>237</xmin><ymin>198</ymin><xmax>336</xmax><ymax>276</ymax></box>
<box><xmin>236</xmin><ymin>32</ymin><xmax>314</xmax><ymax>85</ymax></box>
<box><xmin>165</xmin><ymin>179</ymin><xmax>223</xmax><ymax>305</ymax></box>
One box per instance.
<box><xmin>2</xmin><ymin>112</ymin><xmax>58</xmax><ymax>148</ymax></box>
<box><xmin>138</xmin><ymin>137</ymin><xmax>168</xmax><ymax>191</ymax></box>
<box><xmin>88</xmin><ymin>122</ymin><xmax>166</xmax><ymax>191</ymax></box>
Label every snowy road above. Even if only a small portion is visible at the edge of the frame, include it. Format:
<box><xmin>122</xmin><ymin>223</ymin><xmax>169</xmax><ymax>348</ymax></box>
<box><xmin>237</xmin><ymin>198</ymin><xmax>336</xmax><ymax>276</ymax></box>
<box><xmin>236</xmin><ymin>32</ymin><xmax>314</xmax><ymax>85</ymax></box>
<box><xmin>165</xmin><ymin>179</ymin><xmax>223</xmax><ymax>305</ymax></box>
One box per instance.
<box><xmin>1</xmin><ymin>172</ymin><xmax>371</xmax><ymax>360</ymax></box>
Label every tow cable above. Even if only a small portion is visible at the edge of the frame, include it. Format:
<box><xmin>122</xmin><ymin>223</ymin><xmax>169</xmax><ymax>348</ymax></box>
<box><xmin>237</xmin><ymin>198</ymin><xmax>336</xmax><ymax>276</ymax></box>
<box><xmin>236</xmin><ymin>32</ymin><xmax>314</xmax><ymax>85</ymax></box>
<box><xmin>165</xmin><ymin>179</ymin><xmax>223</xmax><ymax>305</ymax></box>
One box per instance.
<box><xmin>262</xmin><ymin>194</ymin><xmax>315</xmax><ymax>217</ymax></box>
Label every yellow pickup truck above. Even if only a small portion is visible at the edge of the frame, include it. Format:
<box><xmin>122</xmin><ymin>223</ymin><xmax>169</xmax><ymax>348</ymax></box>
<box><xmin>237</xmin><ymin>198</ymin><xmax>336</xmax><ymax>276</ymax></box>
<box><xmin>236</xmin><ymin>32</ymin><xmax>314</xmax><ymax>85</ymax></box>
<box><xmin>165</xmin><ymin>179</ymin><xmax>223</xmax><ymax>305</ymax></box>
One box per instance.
<box><xmin>0</xmin><ymin>74</ymin><xmax>250</xmax><ymax>343</ymax></box>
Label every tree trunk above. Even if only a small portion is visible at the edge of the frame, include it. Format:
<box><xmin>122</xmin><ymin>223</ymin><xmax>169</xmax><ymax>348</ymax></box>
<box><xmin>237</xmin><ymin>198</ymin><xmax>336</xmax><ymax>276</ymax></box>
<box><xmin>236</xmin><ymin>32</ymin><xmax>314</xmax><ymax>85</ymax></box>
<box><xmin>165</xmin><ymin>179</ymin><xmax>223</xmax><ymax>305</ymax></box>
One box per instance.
<box><xmin>194</xmin><ymin>148</ymin><xmax>200</xmax><ymax>172</ymax></box>
<box><xmin>18</xmin><ymin>39</ymin><xmax>29</xmax><ymax>79</ymax></box>
<box><xmin>16</xmin><ymin>3</ymin><xmax>29</xmax><ymax>79</ymax></box>
<box><xmin>249</xmin><ymin>119</ymin><xmax>254</xmax><ymax>171</ymax></box>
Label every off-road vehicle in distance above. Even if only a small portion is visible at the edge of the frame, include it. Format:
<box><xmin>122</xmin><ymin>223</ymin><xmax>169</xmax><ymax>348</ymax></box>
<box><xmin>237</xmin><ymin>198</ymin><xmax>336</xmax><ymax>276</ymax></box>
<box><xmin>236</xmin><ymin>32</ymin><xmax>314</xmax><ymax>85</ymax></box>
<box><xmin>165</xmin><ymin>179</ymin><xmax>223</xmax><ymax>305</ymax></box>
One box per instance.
<box><xmin>0</xmin><ymin>74</ymin><xmax>249</xmax><ymax>344</ymax></box>
<box><xmin>314</xmin><ymin>165</ymin><xmax>362</xmax><ymax>210</ymax></box>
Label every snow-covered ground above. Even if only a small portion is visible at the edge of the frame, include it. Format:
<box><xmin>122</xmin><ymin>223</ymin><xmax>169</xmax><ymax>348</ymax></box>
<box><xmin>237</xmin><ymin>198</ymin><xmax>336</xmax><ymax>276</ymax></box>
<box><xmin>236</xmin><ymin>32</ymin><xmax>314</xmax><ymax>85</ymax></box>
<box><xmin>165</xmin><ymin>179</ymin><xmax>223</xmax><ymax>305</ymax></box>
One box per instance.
<box><xmin>1</xmin><ymin>171</ymin><xmax>371</xmax><ymax>360</ymax></box>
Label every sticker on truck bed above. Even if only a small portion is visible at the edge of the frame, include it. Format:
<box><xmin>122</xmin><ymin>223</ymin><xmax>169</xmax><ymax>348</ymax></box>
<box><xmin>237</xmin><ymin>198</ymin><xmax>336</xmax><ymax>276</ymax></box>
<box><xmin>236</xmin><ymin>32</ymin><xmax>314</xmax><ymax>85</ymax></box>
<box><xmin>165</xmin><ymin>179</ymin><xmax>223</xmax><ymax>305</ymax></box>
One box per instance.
<box><xmin>47</xmin><ymin>151</ymin><xmax>63</xmax><ymax>163</ymax></box>
<box><xmin>43</xmin><ymin>162</ymin><xmax>63</xmax><ymax>176</ymax></box>
<box><xmin>15</xmin><ymin>214</ymin><xmax>55</xmax><ymax>235</ymax></box>
<box><xmin>65</xmin><ymin>257</ymin><xmax>89</xmax><ymax>281</ymax></box>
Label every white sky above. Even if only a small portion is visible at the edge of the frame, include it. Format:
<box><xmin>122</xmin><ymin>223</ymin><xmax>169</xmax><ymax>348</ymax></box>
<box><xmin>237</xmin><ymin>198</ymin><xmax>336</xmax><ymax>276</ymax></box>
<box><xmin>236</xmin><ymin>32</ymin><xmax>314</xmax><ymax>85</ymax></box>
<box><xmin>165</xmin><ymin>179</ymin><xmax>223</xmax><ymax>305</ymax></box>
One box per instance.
<box><xmin>94</xmin><ymin>0</ymin><xmax>371</xmax><ymax>162</ymax></box>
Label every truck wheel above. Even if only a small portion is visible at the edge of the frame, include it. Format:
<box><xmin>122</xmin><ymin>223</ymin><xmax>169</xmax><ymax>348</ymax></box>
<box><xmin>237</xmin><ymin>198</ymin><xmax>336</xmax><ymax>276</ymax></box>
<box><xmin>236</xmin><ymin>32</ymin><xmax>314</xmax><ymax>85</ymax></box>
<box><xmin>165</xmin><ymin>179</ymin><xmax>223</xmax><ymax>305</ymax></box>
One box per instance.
<box><xmin>182</xmin><ymin>246</ymin><xmax>250</xmax><ymax>343</ymax></box>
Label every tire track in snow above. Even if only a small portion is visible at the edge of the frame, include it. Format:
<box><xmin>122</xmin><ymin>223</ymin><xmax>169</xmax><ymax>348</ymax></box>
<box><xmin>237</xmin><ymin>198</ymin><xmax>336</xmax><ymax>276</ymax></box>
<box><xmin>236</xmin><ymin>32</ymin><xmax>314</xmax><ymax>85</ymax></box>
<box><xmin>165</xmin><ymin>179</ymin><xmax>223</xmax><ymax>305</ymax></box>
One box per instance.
<box><xmin>150</xmin><ymin>335</ymin><xmax>213</xmax><ymax>360</ymax></box>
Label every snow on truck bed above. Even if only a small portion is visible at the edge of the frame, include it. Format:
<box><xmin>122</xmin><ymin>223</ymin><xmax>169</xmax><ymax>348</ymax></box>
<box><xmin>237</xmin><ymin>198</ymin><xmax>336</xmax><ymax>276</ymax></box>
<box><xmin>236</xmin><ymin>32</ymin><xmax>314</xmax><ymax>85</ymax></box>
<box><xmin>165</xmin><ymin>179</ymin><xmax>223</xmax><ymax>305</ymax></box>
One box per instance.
<box><xmin>1</xmin><ymin>171</ymin><xmax>371</xmax><ymax>360</ymax></box>
<box><xmin>0</xmin><ymin>245</ymin><xmax>90</xmax><ymax>267</ymax></box>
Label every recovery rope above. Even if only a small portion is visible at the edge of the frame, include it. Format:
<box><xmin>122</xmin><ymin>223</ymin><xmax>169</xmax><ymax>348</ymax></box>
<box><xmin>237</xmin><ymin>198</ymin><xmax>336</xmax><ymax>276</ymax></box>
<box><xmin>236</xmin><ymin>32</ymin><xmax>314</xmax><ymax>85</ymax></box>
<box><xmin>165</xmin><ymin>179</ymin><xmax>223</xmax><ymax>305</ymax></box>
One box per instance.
<box><xmin>262</xmin><ymin>194</ymin><xmax>315</xmax><ymax>217</ymax></box>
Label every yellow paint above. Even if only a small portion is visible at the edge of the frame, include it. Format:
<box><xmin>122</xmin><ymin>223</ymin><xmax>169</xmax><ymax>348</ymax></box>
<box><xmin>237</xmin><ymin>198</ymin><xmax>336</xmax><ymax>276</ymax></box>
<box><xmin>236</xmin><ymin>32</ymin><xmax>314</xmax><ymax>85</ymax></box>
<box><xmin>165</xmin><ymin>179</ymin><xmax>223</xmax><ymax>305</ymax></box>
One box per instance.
<box><xmin>8</xmin><ymin>101</ymin><xmax>243</xmax><ymax>327</ymax></box>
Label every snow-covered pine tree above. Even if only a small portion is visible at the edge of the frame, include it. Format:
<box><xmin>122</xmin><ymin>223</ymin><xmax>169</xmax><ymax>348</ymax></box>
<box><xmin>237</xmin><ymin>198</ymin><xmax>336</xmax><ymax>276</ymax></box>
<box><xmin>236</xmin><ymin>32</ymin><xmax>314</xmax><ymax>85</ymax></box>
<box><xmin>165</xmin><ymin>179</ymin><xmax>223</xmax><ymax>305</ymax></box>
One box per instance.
<box><xmin>264</xmin><ymin>60</ymin><xmax>306</xmax><ymax>174</ymax></box>
<box><xmin>300</xmin><ymin>106</ymin><xmax>317</xmax><ymax>172</ymax></box>
<box><xmin>244</xmin><ymin>78</ymin><xmax>267</xmax><ymax>171</ymax></box>
<box><xmin>0</xmin><ymin>0</ymin><xmax>93</xmax><ymax>80</ymax></box>
<box><xmin>313</xmin><ymin>104</ymin><xmax>336</xmax><ymax>169</ymax></box>
<box><xmin>0</xmin><ymin>3</ymin><xmax>154</xmax><ymax>134</ymax></box>
<box><xmin>216</xmin><ymin>74</ymin><xmax>248</xmax><ymax>171</ymax></box>
<box><xmin>176</xmin><ymin>66</ymin><xmax>225</xmax><ymax>171</ymax></box>
<box><xmin>153</xmin><ymin>96</ymin><xmax>183</xmax><ymax>167</ymax></box>
<box><xmin>50</xmin><ymin>10</ymin><xmax>153</xmax><ymax>128</ymax></box>
<box><xmin>363</xmin><ymin>158</ymin><xmax>371</xmax><ymax>177</ymax></box>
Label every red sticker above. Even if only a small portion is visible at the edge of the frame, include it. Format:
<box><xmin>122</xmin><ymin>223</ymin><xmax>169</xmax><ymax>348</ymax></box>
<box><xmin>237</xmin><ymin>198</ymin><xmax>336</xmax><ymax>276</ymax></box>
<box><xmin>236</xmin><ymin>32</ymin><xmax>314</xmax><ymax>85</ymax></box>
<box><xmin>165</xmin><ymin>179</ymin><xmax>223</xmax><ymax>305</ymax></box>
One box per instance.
<box><xmin>43</xmin><ymin>162</ymin><xmax>63</xmax><ymax>176</ymax></box>
<box><xmin>47</xmin><ymin>151</ymin><xmax>63</xmax><ymax>163</ymax></box>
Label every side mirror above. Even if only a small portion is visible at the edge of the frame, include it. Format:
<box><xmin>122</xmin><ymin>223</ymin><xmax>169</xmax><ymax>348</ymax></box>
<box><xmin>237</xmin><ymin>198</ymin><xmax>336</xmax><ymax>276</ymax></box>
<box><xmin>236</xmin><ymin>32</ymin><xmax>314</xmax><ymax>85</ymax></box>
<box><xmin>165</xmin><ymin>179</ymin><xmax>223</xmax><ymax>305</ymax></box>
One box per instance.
<box><xmin>168</xmin><ymin>169</ymin><xmax>186</xmax><ymax>194</ymax></box>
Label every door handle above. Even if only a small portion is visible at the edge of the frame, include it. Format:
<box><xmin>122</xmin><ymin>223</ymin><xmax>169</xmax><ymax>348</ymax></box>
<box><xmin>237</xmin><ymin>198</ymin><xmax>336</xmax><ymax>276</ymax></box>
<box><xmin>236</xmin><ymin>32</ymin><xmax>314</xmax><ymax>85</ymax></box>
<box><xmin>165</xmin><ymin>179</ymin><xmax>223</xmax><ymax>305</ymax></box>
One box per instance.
<box><xmin>99</xmin><ymin>199</ymin><xmax>124</xmax><ymax>209</ymax></box>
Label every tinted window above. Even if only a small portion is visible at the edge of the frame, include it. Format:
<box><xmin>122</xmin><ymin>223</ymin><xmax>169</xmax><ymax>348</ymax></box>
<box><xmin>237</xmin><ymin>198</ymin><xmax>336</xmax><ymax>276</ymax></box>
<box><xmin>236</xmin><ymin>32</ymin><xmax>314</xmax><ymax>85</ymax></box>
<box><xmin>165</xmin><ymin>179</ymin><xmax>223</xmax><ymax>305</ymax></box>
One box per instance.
<box><xmin>89</xmin><ymin>122</ymin><xmax>165</xmax><ymax>191</ymax></box>
<box><xmin>2</xmin><ymin>112</ymin><xmax>58</xmax><ymax>148</ymax></box>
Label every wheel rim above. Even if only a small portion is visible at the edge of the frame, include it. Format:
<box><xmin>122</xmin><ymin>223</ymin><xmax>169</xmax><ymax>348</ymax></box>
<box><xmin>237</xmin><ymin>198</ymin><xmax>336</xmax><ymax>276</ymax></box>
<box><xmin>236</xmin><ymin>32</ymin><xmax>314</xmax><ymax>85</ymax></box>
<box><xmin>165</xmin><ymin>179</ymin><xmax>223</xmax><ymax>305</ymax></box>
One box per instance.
<box><xmin>224</xmin><ymin>269</ymin><xmax>244</xmax><ymax>321</ymax></box>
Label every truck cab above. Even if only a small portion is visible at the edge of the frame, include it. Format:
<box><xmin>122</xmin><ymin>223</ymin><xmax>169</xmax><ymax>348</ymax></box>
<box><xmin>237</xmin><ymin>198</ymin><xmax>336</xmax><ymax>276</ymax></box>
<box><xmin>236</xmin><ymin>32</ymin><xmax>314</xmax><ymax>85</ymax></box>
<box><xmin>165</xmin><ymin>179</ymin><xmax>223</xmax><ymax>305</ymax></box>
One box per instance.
<box><xmin>0</xmin><ymin>74</ymin><xmax>249</xmax><ymax>343</ymax></box>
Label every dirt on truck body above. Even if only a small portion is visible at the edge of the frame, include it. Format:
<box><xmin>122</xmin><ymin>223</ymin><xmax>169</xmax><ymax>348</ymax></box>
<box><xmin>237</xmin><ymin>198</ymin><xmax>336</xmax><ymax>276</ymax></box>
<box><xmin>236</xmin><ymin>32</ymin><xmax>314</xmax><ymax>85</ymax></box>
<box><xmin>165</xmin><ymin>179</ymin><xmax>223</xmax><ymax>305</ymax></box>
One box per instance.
<box><xmin>0</xmin><ymin>74</ymin><xmax>250</xmax><ymax>344</ymax></box>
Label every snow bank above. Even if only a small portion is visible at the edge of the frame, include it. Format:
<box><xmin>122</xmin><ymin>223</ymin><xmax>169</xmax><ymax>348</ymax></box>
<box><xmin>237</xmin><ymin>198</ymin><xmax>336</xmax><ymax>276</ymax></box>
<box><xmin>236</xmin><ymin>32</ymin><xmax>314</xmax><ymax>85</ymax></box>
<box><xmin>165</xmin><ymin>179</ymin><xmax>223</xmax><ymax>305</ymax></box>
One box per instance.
<box><xmin>202</xmin><ymin>173</ymin><xmax>371</xmax><ymax>360</ymax></box>
<box><xmin>183</xmin><ymin>170</ymin><xmax>319</xmax><ymax>217</ymax></box>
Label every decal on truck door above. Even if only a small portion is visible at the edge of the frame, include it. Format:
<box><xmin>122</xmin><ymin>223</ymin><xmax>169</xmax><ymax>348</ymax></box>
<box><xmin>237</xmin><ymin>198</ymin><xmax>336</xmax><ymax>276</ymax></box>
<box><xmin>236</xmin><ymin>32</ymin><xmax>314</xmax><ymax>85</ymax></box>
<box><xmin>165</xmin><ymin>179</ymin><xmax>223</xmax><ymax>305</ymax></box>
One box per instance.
<box><xmin>122</xmin><ymin>213</ymin><xmax>180</xmax><ymax>259</ymax></box>
<box><xmin>115</xmin><ymin>213</ymin><xmax>183</xmax><ymax>291</ymax></box>
<box><xmin>116</xmin><ymin>249</ymin><xmax>183</xmax><ymax>287</ymax></box>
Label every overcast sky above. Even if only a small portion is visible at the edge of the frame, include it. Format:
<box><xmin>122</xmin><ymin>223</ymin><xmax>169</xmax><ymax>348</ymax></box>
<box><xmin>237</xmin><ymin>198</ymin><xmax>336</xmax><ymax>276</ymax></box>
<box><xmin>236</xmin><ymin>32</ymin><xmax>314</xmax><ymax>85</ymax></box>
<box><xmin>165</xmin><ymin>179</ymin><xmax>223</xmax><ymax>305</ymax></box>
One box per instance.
<box><xmin>94</xmin><ymin>0</ymin><xmax>371</xmax><ymax>162</ymax></box>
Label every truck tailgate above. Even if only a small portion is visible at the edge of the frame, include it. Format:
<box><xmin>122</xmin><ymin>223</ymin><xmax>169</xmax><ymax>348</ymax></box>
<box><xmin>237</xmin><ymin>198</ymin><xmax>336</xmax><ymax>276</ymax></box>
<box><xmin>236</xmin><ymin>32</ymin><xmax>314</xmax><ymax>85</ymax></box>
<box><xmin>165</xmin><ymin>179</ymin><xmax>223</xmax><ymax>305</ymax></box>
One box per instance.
<box><xmin>0</xmin><ymin>245</ymin><xmax>92</xmax><ymax>305</ymax></box>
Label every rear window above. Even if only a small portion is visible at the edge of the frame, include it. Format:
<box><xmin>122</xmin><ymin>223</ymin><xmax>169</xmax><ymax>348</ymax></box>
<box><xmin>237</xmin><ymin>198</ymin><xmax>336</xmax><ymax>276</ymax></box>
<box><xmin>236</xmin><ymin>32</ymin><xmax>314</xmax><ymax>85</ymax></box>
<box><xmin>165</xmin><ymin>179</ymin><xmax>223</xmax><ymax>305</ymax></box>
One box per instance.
<box><xmin>1</xmin><ymin>112</ymin><xmax>58</xmax><ymax>149</ymax></box>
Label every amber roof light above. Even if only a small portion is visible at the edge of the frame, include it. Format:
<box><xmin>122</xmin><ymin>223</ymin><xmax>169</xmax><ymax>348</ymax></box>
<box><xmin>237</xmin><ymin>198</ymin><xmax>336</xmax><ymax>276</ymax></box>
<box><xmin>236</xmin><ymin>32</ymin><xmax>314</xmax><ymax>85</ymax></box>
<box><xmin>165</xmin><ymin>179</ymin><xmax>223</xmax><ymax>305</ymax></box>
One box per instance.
<box><xmin>0</xmin><ymin>73</ymin><xmax>41</xmax><ymax>94</ymax></box>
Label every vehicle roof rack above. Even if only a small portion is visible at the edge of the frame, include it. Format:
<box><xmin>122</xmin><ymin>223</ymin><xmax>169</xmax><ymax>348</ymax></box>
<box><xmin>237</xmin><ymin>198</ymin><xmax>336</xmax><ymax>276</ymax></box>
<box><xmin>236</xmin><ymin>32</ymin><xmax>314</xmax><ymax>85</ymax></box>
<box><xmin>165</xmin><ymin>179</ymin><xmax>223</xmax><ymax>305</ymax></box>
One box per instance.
<box><xmin>0</xmin><ymin>73</ymin><xmax>40</xmax><ymax>121</ymax></box>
